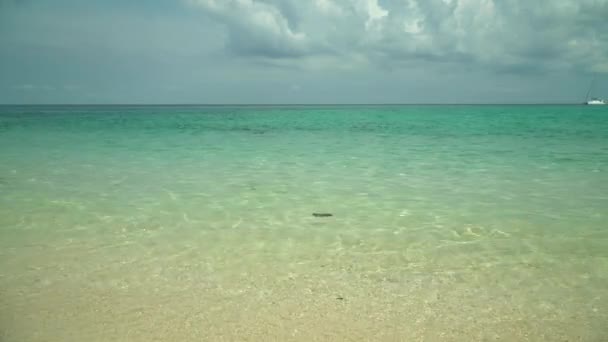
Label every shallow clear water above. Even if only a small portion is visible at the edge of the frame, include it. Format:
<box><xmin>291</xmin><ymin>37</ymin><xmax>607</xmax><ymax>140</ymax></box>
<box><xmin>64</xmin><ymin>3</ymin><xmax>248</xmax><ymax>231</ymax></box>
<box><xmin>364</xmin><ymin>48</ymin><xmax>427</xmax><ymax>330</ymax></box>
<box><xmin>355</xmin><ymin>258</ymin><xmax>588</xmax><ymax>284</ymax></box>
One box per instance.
<box><xmin>1</xmin><ymin>105</ymin><xmax>607</xmax><ymax>341</ymax></box>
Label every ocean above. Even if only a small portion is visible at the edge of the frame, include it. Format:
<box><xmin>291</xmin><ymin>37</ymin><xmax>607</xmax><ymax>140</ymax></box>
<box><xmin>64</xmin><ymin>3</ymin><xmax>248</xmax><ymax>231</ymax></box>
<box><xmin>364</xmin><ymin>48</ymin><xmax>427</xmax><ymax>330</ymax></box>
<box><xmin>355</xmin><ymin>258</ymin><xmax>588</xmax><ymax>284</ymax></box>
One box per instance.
<box><xmin>1</xmin><ymin>105</ymin><xmax>607</xmax><ymax>341</ymax></box>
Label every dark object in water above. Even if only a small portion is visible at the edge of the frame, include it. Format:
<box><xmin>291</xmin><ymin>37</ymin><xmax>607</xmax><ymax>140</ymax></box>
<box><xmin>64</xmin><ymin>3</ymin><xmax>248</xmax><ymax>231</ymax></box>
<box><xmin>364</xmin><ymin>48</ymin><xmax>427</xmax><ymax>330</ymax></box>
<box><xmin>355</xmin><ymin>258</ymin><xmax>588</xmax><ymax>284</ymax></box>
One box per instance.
<box><xmin>313</xmin><ymin>213</ymin><xmax>333</xmax><ymax>217</ymax></box>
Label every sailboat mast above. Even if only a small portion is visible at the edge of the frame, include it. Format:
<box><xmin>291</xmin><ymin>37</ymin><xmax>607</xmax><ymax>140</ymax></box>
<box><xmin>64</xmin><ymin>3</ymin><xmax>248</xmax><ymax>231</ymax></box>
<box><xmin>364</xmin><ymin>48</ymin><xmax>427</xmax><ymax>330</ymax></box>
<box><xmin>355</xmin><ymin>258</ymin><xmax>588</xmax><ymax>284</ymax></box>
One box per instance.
<box><xmin>585</xmin><ymin>76</ymin><xmax>596</xmax><ymax>101</ymax></box>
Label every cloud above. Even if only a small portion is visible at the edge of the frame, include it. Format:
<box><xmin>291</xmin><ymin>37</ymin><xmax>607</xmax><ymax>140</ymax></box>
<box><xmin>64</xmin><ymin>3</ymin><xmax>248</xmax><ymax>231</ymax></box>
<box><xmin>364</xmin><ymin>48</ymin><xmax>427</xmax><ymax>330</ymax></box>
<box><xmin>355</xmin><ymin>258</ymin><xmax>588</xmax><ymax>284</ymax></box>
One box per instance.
<box><xmin>313</xmin><ymin>0</ymin><xmax>344</xmax><ymax>16</ymax></box>
<box><xmin>187</xmin><ymin>0</ymin><xmax>608</xmax><ymax>74</ymax></box>
<box><xmin>361</xmin><ymin>0</ymin><xmax>388</xmax><ymax>29</ymax></box>
<box><xmin>187</xmin><ymin>0</ymin><xmax>309</xmax><ymax>58</ymax></box>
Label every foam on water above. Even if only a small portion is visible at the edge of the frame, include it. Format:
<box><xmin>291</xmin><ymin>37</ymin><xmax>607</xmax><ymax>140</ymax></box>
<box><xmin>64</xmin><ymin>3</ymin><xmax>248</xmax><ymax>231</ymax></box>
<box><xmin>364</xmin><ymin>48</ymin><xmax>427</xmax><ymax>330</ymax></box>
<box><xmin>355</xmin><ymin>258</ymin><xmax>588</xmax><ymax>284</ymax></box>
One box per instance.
<box><xmin>1</xmin><ymin>105</ymin><xmax>607</xmax><ymax>341</ymax></box>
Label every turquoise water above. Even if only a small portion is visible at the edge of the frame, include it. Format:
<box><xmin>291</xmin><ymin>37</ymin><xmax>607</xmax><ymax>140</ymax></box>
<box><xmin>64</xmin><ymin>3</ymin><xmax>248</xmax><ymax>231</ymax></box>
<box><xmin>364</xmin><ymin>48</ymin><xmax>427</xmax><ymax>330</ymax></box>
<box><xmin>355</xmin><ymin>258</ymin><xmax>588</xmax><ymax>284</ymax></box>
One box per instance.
<box><xmin>1</xmin><ymin>105</ymin><xmax>607</xmax><ymax>341</ymax></box>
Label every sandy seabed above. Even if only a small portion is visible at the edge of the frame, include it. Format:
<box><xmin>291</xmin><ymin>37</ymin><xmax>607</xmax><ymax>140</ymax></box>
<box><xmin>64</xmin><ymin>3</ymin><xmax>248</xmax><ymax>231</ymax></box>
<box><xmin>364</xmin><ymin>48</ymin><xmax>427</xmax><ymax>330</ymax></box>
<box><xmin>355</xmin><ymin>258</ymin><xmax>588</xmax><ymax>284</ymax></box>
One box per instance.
<box><xmin>1</xmin><ymin>230</ymin><xmax>606</xmax><ymax>342</ymax></box>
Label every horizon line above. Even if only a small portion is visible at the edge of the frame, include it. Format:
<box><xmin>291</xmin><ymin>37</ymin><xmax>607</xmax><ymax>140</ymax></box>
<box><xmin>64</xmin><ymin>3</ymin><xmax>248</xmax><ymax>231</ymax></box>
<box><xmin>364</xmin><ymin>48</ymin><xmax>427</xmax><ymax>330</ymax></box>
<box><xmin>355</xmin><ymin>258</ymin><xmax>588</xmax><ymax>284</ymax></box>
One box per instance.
<box><xmin>0</xmin><ymin>103</ymin><xmax>590</xmax><ymax>107</ymax></box>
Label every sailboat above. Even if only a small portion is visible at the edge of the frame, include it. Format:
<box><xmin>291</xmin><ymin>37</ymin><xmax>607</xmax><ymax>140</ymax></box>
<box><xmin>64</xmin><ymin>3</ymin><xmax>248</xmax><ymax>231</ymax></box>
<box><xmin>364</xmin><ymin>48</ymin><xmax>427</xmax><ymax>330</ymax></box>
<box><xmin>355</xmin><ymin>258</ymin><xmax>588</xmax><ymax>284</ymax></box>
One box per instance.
<box><xmin>585</xmin><ymin>76</ymin><xmax>605</xmax><ymax>105</ymax></box>
<box><xmin>587</xmin><ymin>98</ymin><xmax>606</xmax><ymax>105</ymax></box>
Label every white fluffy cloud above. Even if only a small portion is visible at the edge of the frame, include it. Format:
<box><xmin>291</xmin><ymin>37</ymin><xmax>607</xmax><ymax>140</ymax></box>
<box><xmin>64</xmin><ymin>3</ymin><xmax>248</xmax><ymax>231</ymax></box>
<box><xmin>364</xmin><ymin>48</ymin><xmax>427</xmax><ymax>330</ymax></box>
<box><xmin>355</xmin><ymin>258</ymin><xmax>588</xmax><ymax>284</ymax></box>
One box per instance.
<box><xmin>188</xmin><ymin>0</ymin><xmax>308</xmax><ymax>57</ymax></box>
<box><xmin>189</xmin><ymin>0</ymin><xmax>608</xmax><ymax>73</ymax></box>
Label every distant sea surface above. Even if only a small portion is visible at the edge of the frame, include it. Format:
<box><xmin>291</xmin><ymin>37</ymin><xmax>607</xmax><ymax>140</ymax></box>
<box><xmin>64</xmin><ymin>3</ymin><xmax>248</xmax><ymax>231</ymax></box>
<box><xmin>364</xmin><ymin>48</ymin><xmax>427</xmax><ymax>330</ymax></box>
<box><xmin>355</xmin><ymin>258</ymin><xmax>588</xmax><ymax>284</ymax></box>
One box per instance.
<box><xmin>1</xmin><ymin>105</ymin><xmax>607</xmax><ymax>341</ymax></box>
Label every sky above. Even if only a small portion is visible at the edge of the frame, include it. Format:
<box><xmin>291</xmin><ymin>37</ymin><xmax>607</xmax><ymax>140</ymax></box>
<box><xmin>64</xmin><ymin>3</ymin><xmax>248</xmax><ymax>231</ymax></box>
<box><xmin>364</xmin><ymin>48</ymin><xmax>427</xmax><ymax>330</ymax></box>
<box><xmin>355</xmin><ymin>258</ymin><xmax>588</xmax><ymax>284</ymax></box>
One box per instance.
<box><xmin>1</xmin><ymin>0</ymin><xmax>607</xmax><ymax>104</ymax></box>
